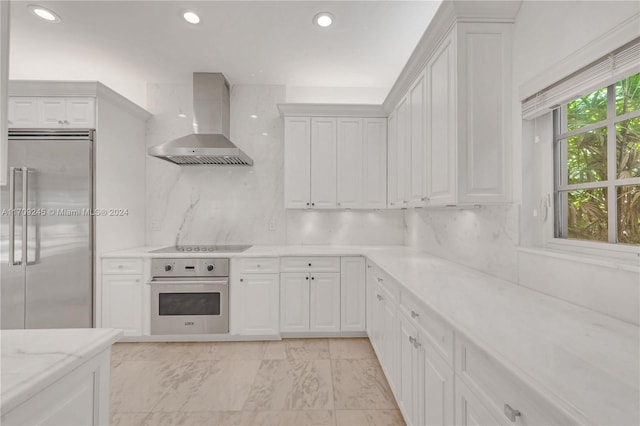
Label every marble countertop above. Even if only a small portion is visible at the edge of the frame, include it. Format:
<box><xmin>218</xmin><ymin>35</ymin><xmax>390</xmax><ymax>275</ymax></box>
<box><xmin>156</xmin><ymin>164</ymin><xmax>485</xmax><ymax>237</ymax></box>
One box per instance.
<box><xmin>103</xmin><ymin>244</ymin><xmax>639</xmax><ymax>425</ymax></box>
<box><xmin>1</xmin><ymin>328</ymin><xmax>123</xmax><ymax>414</ymax></box>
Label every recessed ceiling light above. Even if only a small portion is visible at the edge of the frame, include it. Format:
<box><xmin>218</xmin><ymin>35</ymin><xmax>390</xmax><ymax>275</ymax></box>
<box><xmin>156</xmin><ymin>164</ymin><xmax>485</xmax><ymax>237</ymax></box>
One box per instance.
<box><xmin>314</xmin><ymin>12</ymin><xmax>334</xmax><ymax>28</ymax></box>
<box><xmin>250</xmin><ymin>114</ymin><xmax>258</xmax><ymax>119</ymax></box>
<box><xmin>183</xmin><ymin>11</ymin><xmax>200</xmax><ymax>24</ymax></box>
<box><xmin>28</xmin><ymin>5</ymin><xmax>61</xmax><ymax>23</ymax></box>
<box><xmin>262</xmin><ymin>132</ymin><xmax>269</xmax><ymax>136</ymax></box>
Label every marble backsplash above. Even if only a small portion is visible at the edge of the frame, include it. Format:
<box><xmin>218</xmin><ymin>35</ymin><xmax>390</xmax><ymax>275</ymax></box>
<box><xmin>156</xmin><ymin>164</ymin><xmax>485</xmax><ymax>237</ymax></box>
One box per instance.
<box><xmin>145</xmin><ymin>82</ymin><xmax>402</xmax><ymax>247</ymax></box>
<box><xmin>404</xmin><ymin>204</ymin><xmax>520</xmax><ymax>282</ymax></box>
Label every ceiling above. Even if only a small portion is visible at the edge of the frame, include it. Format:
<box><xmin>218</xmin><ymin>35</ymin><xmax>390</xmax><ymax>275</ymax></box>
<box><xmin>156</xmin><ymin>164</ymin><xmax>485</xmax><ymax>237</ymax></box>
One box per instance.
<box><xmin>8</xmin><ymin>1</ymin><xmax>441</xmax><ymax>106</ymax></box>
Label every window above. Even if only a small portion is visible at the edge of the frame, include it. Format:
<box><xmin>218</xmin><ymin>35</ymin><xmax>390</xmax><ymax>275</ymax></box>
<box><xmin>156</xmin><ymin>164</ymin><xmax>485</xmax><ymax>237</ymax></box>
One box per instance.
<box><xmin>553</xmin><ymin>72</ymin><xmax>640</xmax><ymax>245</ymax></box>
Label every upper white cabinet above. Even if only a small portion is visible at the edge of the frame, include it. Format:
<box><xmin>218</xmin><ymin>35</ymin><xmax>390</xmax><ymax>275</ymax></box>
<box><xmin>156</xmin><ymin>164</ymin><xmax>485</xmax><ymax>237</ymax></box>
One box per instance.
<box><xmin>425</xmin><ymin>23</ymin><xmax>512</xmax><ymax>205</ymax></box>
<box><xmin>408</xmin><ymin>71</ymin><xmax>427</xmax><ymax>207</ymax></box>
<box><xmin>283</xmin><ymin>116</ymin><xmax>311</xmax><ymax>209</ymax></box>
<box><xmin>9</xmin><ymin>97</ymin><xmax>96</xmax><ymax>129</ymax></box>
<box><xmin>280</xmin><ymin>105</ymin><xmax>387</xmax><ymax>210</ymax></box>
<box><xmin>310</xmin><ymin>117</ymin><xmax>337</xmax><ymax>209</ymax></box>
<box><xmin>0</xmin><ymin>1</ymin><xmax>8</xmax><ymax>185</ymax></box>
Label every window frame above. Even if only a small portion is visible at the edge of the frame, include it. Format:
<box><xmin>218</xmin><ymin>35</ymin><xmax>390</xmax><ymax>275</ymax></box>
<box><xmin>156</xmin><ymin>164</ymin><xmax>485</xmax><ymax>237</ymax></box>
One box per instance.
<box><xmin>552</xmin><ymin>77</ymin><xmax>640</xmax><ymax>246</ymax></box>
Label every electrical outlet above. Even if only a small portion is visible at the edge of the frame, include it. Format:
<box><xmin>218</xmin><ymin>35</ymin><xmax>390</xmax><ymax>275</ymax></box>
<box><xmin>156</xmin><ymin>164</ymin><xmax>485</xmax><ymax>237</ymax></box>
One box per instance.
<box><xmin>268</xmin><ymin>220</ymin><xmax>276</xmax><ymax>231</ymax></box>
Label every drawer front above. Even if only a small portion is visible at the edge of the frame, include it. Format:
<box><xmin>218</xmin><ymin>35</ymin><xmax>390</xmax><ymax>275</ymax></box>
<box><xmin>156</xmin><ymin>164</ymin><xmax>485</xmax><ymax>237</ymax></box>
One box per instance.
<box><xmin>456</xmin><ymin>336</ymin><xmax>578</xmax><ymax>426</ymax></box>
<box><xmin>368</xmin><ymin>264</ymin><xmax>398</xmax><ymax>302</ymax></box>
<box><xmin>400</xmin><ymin>291</ymin><xmax>454</xmax><ymax>366</ymax></box>
<box><xmin>280</xmin><ymin>257</ymin><xmax>340</xmax><ymax>273</ymax></box>
<box><xmin>238</xmin><ymin>258</ymin><xmax>279</xmax><ymax>274</ymax></box>
<box><xmin>102</xmin><ymin>258</ymin><xmax>143</xmax><ymax>274</ymax></box>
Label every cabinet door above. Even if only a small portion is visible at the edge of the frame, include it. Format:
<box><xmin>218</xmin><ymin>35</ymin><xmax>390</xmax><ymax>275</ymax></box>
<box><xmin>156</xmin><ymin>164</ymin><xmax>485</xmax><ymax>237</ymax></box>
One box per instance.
<box><xmin>310</xmin><ymin>117</ymin><xmax>337</xmax><ymax>208</ymax></box>
<box><xmin>398</xmin><ymin>312</ymin><xmax>420</xmax><ymax>425</ymax></box>
<box><xmin>8</xmin><ymin>98</ymin><xmax>38</xmax><ymax>128</ymax></box>
<box><xmin>426</xmin><ymin>35</ymin><xmax>456</xmax><ymax>205</ymax></box>
<box><xmin>455</xmin><ymin>378</ymin><xmax>503</xmax><ymax>426</ymax></box>
<box><xmin>336</xmin><ymin>117</ymin><xmax>363</xmax><ymax>208</ymax></box>
<box><xmin>38</xmin><ymin>98</ymin><xmax>66</xmax><ymax>128</ymax></box>
<box><xmin>421</xmin><ymin>338</ymin><xmax>454</xmax><ymax>426</ymax></box>
<box><xmin>309</xmin><ymin>272</ymin><xmax>340</xmax><ymax>332</ymax></box>
<box><xmin>284</xmin><ymin>117</ymin><xmax>311</xmax><ymax>208</ymax></box>
<box><xmin>409</xmin><ymin>71</ymin><xmax>426</xmax><ymax>206</ymax></box>
<box><xmin>66</xmin><ymin>98</ymin><xmax>96</xmax><ymax>128</ymax></box>
<box><xmin>280</xmin><ymin>273</ymin><xmax>310</xmax><ymax>332</ymax></box>
<box><xmin>238</xmin><ymin>274</ymin><xmax>279</xmax><ymax>335</ymax></box>
<box><xmin>102</xmin><ymin>274</ymin><xmax>142</xmax><ymax>336</ymax></box>
<box><xmin>340</xmin><ymin>257</ymin><xmax>366</xmax><ymax>332</ymax></box>
<box><xmin>381</xmin><ymin>292</ymin><xmax>399</xmax><ymax>394</ymax></box>
<box><xmin>395</xmin><ymin>97</ymin><xmax>410</xmax><ymax>207</ymax></box>
<box><xmin>387</xmin><ymin>112</ymin><xmax>398</xmax><ymax>207</ymax></box>
<box><xmin>364</xmin><ymin>118</ymin><xmax>387</xmax><ymax>208</ymax></box>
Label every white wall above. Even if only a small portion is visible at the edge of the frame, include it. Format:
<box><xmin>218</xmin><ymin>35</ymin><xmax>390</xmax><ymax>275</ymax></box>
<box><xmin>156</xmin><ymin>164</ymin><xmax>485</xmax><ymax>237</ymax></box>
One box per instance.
<box><xmin>285</xmin><ymin>86</ymin><xmax>389</xmax><ymax>105</ymax></box>
<box><xmin>145</xmin><ymin>82</ymin><xmax>403</xmax><ymax>246</ymax></box>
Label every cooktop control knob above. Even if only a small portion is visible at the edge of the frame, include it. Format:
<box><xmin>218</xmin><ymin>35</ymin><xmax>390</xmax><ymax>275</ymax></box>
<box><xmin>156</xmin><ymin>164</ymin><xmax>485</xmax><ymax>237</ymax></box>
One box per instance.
<box><xmin>207</xmin><ymin>264</ymin><xmax>215</xmax><ymax>272</ymax></box>
<box><xmin>165</xmin><ymin>264</ymin><xmax>173</xmax><ymax>272</ymax></box>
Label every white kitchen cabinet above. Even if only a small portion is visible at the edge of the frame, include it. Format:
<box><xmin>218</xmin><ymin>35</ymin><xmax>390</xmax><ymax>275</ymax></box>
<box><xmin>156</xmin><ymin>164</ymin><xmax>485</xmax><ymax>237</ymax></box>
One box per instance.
<box><xmin>8</xmin><ymin>97</ymin><xmax>96</xmax><ymax>129</ymax></box>
<box><xmin>101</xmin><ymin>258</ymin><xmax>143</xmax><ymax>337</ymax></box>
<box><xmin>424</xmin><ymin>23</ymin><xmax>512</xmax><ymax>205</ymax></box>
<box><xmin>284</xmin><ymin>116</ymin><xmax>311</xmax><ymax>208</ymax></box>
<box><xmin>398</xmin><ymin>310</ymin><xmax>421</xmax><ymax>425</ymax></box>
<box><xmin>387</xmin><ymin>111</ymin><xmax>398</xmax><ymax>207</ymax></box>
<box><xmin>340</xmin><ymin>257</ymin><xmax>366</xmax><ymax>332</ymax></box>
<box><xmin>422</xmin><ymin>337</ymin><xmax>454</xmax><ymax>426</ymax></box>
<box><xmin>363</xmin><ymin>118</ymin><xmax>388</xmax><ymax>208</ymax></box>
<box><xmin>309</xmin><ymin>272</ymin><xmax>341</xmax><ymax>332</ymax></box>
<box><xmin>310</xmin><ymin>117</ymin><xmax>337</xmax><ymax>208</ymax></box>
<box><xmin>237</xmin><ymin>274</ymin><xmax>279</xmax><ymax>335</ymax></box>
<box><xmin>336</xmin><ymin>117</ymin><xmax>388</xmax><ymax>209</ymax></box>
<box><xmin>389</xmin><ymin>96</ymin><xmax>410</xmax><ymax>208</ymax></box>
<box><xmin>0</xmin><ymin>0</ymin><xmax>8</xmax><ymax>185</ymax></box>
<box><xmin>408</xmin><ymin>70</ymin><xmax>427</xmax><ymax>206</ymax></box>
<box><xmin>336</xmin><ymin>117</ymin><xmax>363</xmax><ymax>208</ymax></box>
<box><xmin>455</xmin><ymin>378</ymin><xmax>502</xmax><ymax>426</ymax></box>
<box><xmin>280</xmin><ymin>272</ymin><xmax>310</xmax><ymax>332</ymax></box>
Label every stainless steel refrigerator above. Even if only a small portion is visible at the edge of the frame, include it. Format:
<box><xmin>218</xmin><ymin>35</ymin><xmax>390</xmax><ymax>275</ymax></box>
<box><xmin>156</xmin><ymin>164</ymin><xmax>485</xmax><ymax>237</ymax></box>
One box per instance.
<box><xmin>1</xmin><ymin>129</ymin><xmax>93</xmax><ymax>329</ymax></box>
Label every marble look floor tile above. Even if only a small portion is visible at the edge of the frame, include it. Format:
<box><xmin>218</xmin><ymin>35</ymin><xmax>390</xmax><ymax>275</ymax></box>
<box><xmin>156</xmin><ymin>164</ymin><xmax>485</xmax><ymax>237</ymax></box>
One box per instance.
<box><xmin>331</xmin><ymin>360</ymin><xmax>396</xmax><ymax>410</ymax></box>
<box><xmin>140</xmin><ymin>410</ymin><xmax>334</xmax><ymax>426</ymax></box>
<box><xmin>328</xmin><ymin>338</ymin><xmax>376</xmax><ymax>360</ymax></box>
<box><xmin>112</xmin><ymin>342</ymin><xmax>214</xmax><ymax>362</ymax></box>
<box><xmin>264</xmin><ymin>339</ymin><xmax>330</xmax><ymax>360</ymax></box>
<box><xmin>244</xmin><ymin>359</ymin><xmax>334</xmax><ymax>410</ymax></box>
<box><xmin>110</xmin><ymin>411</ymin><xmax>149</xmax><ymax>426</ymax></box>
<box><xmin>335</xmin><ymin>409</ymin><xmax>405</xmax><ymax>426</ymax></box>
<box><xmin>152</xmin><ymin>360</ymin><xmax>261</xmax><ymax>412</ymax></box>
<box><xmin>210</xmin><ymin>341</ymin><xmax>267</xmax><ymax>360</ymax></box>
<box><xmin>111</xmin><ymin>361</ymin><xmax>187</xmax><ymax>412</ymax></box>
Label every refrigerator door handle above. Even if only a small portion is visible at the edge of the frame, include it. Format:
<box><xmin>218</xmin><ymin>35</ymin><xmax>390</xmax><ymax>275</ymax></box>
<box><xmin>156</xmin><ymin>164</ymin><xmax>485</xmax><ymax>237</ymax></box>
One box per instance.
<box><xmin>21</xmin><ymin>168</ymin><xmax>29</xmax><ymax>266</ymax></box>
<box><xmin>8</xmin><ymin>167</ymin><xmax>19</xmax><ymax>265</ymax></box>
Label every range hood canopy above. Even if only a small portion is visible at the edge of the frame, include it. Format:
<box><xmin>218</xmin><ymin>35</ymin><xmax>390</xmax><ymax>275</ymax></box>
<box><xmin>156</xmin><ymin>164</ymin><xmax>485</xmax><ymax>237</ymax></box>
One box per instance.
<box><xmin>148</xmin><ymin>73</ymin><xmax>253</xmax><ymax>166</ymax></box>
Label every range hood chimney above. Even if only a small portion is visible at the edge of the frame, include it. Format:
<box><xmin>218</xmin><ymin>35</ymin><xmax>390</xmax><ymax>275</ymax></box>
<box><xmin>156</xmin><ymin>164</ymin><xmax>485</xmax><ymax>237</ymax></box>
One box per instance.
<box><xmin>148</xmin><ymin>73</ymin><xmax>253</xmax><ymax>166</ymax></box>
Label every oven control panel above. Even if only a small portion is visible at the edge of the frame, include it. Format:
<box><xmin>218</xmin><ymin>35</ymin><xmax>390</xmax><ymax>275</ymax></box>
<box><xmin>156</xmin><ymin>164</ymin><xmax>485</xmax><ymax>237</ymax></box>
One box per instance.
<box><xmin>150</xmin><ymin>258</ymin><xmax>229</xmax><ymax>278</ymax></box>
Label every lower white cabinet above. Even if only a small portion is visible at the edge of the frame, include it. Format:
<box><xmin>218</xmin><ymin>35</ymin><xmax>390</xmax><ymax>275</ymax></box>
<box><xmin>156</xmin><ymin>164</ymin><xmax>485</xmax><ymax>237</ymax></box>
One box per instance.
<box><xmin>340</xmin><ymin>257</ymin><xmax>366</xmax><ymax>331</ymax></box>
<box><xmin>102</xmin><ymin>258</ymin><xmax>143</xmax><ymax>338</ymax></box>
<box><xmin>280</xmin><ymin>272</ymin><xmax>341</xmax><ymax>333</ymax></box>
<box><xmin>455</xmin><ymin>378</ymin><xmax>503</xmax><ymax>426</ymax></box>
<box><xmin>237</xmin><ymin>274</ymin><xmax>279</xmax><ymax>335</ymax></box>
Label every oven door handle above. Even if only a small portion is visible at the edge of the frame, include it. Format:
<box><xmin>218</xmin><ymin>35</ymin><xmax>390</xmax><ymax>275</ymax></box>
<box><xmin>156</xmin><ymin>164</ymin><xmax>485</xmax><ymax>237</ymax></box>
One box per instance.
<box><xmin>148</xmin><ymin>279</ymin><xmax>229</xmax><ymax>286</ymax></box>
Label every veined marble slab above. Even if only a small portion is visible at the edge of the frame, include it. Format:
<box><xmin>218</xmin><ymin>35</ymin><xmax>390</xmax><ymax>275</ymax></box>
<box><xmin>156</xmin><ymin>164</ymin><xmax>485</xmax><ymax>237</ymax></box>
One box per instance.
<box><xmin>1</xmin><ymin>328</ymin><xmax>122</xmax><ymax>414</ymax></box>
<box><xmin>101</xmin><ymin>244</ymin><xmax>639</xmax><ymax>425</ymax></box>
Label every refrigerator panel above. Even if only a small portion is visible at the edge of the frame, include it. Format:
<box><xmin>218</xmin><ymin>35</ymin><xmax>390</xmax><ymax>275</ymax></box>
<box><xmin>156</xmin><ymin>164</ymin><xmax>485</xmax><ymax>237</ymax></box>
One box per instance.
<box><xmin>1</xmin><ymin>163</ymin><xmax>26</xmax><ymax>329</ymax></box>
<box><xmin>21</xmin><ymin>138</ymin><xmax>93</xmax><ymax>328</ymax></box>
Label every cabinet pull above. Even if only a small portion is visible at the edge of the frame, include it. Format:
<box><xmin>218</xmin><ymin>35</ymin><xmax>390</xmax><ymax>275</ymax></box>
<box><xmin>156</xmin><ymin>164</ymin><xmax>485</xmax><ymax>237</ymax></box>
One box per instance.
<box><xmin>306</xmin><ymin>202</ymin><xmax>310</xmax><ymax>206</ymax></box>
<box><xmin>311</xmin><ymin>276</ymin><xmax>315</xmax><ymax>280</ymax></box>
<box><xmin>367</xmin><ymin>265</ymin><xmax>372</xmax><ymax>269</ymax></box>
<box><xmin>311</xmin><ymin>202</ymin><xmax>315</xmax><ymax>206</ymax></box>
<box><xmin>377</xmin><ymin>277</ymin><xmax>383</xmax><ymax>282</ymax></box>
<box><xmin>57</xmin><ymin>120</ymin><xmax>64</xmax><ymax>124</ymax></box>
<box><xmin>504</xmin><ymin>404</ymin><xmax>521</xmax><ymax>422</ymax></box>
<box><xmin>408</xmin><ymin>336</ymin><xmax>415</xmax><ymax>344</ymax></box>
<box><xmin>376</xmin><ymin>294</ymin><xmax>383</xmax><ymax>301</ymax></box>
<box><xmin>240</xmin><ymin>278</ymin><xmax>244</xmax><ymax>282</ymax></box>
<box><xmin>411</xmin><ymin>310</ymin><xmax>419</xmax><ymax>319</ymax></box>
<box><xmin>256</xmin><ymin>264</ymin><xmax>261</xmax><ymax>267</ymax></box>
<box><xmin>305</xmin><ymin>276</ymin><xmax>309</xmax><ymax>280</ymax></box>
<box><xmin>63</xmin><ymin>120</ymin><xmax>69</xmax><ymax>124</ymax></box>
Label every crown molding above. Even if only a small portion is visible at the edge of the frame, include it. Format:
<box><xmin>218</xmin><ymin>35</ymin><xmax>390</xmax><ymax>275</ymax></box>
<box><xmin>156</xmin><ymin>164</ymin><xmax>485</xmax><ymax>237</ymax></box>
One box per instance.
<box><xmin>278</xmin><ymin>103</ymin><xmax>386</xmax><ymax>118</ymax></box>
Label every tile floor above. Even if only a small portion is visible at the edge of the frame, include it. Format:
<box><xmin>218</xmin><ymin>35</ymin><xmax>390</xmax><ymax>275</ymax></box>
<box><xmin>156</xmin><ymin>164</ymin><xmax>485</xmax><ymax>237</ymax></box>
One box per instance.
<box><xmin>110</xmin><ymin>338</ymin><xmax>405</xmax><ymax>426</ymax></box>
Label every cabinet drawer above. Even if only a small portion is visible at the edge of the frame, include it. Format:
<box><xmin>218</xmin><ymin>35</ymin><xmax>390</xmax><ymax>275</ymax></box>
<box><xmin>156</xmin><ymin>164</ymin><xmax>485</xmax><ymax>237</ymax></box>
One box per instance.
<box><xmin>238</xmin><ymin>257</ymin><xmax>279</xmax><ymax>274</ymax></box>
<box><xmin>102</xmin><ymin>258</ymin><xmax>143</xmax><ymax>274</ymax></box>
<box><xmin>400</xmin><ymin>291</ymin><xmax>454</xmax><ymax>366</ymax></box>
<box><xmin>367</xmin><ymin>263</ymin><xmax>398</xmax><ymax>302</ymax></box>
<box><xmin>456</xmin><ymin>336</ymin><xmax>578</xmax><ymax>426</ymax></box>
<box><xmin>280</xmin><ymin>257</ymin><xmax>340</xmax><ymax>273</ymax></box>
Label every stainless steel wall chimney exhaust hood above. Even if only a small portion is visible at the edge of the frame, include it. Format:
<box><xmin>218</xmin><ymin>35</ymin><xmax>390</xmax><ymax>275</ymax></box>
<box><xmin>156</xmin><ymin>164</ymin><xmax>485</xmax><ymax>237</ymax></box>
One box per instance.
<box><xmin>148</xmin><ymin>73</ymin><xmax>253</xmax><ymax>166</ymax></box>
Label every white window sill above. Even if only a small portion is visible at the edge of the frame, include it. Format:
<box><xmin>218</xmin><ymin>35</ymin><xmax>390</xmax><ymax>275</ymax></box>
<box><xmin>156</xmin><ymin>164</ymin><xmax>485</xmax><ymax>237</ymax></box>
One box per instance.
<box><xmin>518</xmin><ymin>240</ymin><xmax>640</xmax><ymax>273</ymax></box>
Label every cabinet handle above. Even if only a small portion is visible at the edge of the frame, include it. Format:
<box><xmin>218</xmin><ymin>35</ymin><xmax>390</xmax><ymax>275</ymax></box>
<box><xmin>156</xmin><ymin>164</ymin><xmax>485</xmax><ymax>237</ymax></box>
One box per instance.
<box><xmin>311</xmin><ymin>276</ymin><xmax>315</xmax><ymax>280</ymax></box>
<box><xmin>311</xmin><ymin>203</ymin><xmax>315</xmax><ymax>206</ymax></box>
<box><xmin>421</xmin><ymin>196</ymin><xmax>428</xmax><ymax>201</ymax></box>
<box><xmin>240</xmin><ymin>278</ymin><xmax>244</xmax><ymax>282</ymax></box>
<box><xmin>306</xmin><ymin>202</ymin><xmax>310</xmax><ymax>206</ymax></box>
<box><xmin>63</xmin><ymin>120</ymin><xmax>69</xmax><ymax>124</ymax></box>
<box><xmin>367</xmin><ymin>265</ymin><xmax>372</xmax><ymax>269</ymax></box>
<box><xmin>377</xmin><ymin>277</ymin><xmax>383</xmax><ymax>282</ymax></box>
<box><xmin>135</xmin><ymin>279</ymin><xmax>140</xmax><ymax>283</ymax></box>
<box><xmin>411</xmin><ymin>310</ymin><xmax>419</xmax><ymax>319</ymax></box>
<box><xmin>376</xmin><ymin>294</ymin><xmax>383</xmax><ymax>301</ymax></box>
<box><xmin>337</xmin><ymin>202</ymin><xmax>341</xmax><ymax>206</ymax></box>
<box><xmin>57</xmin><ymin>120</ymin><xmax>64</xmax><ymax>124</ymax></box>
<box><xmin>308</xmin><ymin>263</ymin><xmax>312</xmax><ymax>266</ymax></box>
<box><xmin>118</xmin><ymin>265</ymin><xmax>123</xmax><ymax>268</ymax></box>
<box><xmin>257</xmin><ymin>264</ymin><xmax>261</xmax><ymax>267</ymax></box>
<box><xmin>408</xmin><ymin>336</ymin><xmax>415</xmax><ymax>344</ymax></box>
<box><xmin>403</xmin><ymin>200</ymin><xmax>408</xmax><ymax>204</ymax></box>
<box><xmin>306</xmin><ymin>276</ymin><xmax>309</xmax><ymax>280</ymax></box>
<box><xmin>504</xmin><ymin>404</ymin><xmax>521</xmax><ymax>422</ymax></box>
<box><xmin>390</xmin><ymin>202</ymin><xmax>395</xmax><ymax>206</ymax></box>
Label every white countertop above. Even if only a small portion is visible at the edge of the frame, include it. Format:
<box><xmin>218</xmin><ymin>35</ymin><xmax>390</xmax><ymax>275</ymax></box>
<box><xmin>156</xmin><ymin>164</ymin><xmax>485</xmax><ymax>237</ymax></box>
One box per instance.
<box><xmin>103</xmin><ymin>245</ymin><xmax>640</xmax><ymax>425</ymax></box>
<box><xmin>1</xmin><ymin>328</ymin><xmax>122</xmax><ymax>414</ymax></box>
